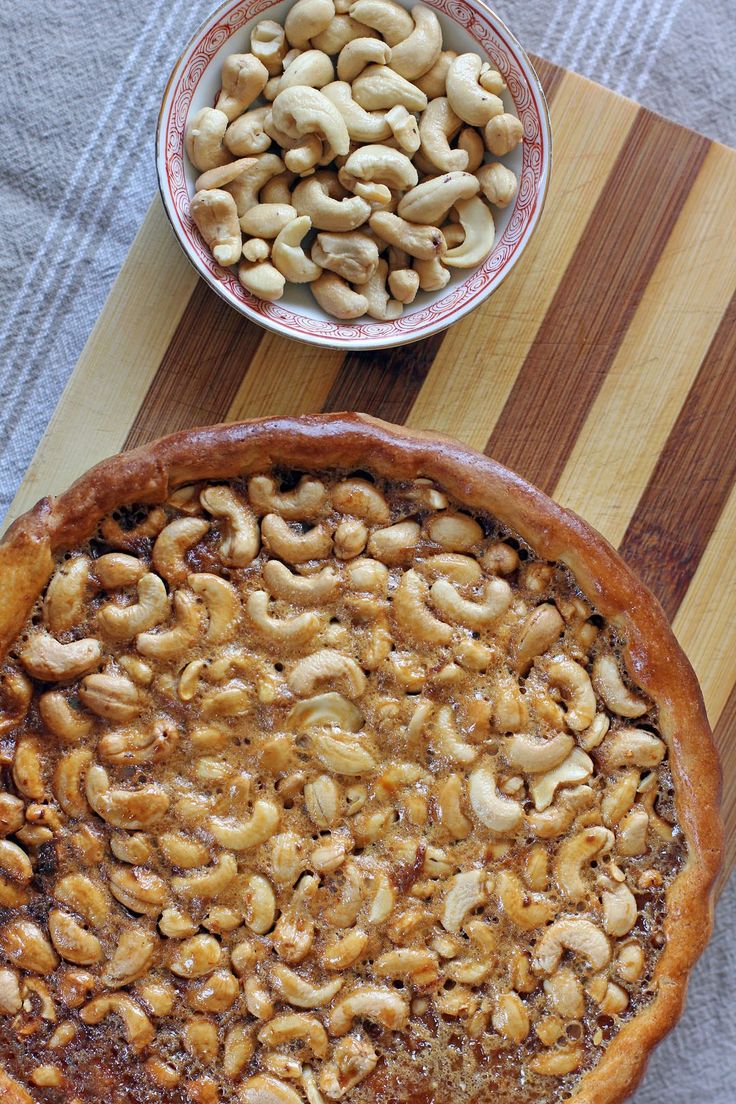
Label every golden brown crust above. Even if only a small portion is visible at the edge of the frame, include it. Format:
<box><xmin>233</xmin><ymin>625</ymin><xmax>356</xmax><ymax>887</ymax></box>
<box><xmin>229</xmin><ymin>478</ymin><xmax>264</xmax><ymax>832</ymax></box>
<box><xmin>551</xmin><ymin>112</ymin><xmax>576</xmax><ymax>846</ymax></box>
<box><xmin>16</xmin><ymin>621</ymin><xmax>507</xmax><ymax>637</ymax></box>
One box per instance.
<box><xmin>0</xmin><ymin>412</ymin><xmax>722</xmax><ymax>1104</ymax></box>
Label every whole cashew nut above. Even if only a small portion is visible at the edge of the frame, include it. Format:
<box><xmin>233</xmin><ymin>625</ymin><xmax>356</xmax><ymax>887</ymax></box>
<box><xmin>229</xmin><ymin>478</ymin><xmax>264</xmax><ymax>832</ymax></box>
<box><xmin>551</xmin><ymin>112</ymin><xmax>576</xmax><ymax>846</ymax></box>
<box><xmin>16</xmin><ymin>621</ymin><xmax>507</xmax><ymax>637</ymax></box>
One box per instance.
<box><xmin>322</xmin><ymin>81</ymin><xmax>391</xmax><ymax>143</ymax></box>
<box><xmin>388</xmin><ymin>4</ymin><xmax>442</xmax><ymax>80</ymax></box>
<box><xmin>328</xmin><ymin>986</ymin><xmax>408</xmax><ymax>1035</ymax></box>
<box><xmin>369</xmin><ymin>210</ymin><xmax>446</xmax><ymax>259</ymax></box>
<box><xmin>337</xmin><ymin>37</ymin><xmax>391</xmax><ymax>82</ymax></box>
<box><xmin>443</xmin><ymin>195</ymin><xmax>495</xmax><ymax>268</ymax></box>
<box><xmin>342</xmin><ymin>143</ymin><xmax>417</xmax><ymax>190</ymax></box>
<box><xmin>185</xmin><ymin>107</ymin><xmax>230</xmax><ymax>172</ymax></box>
<box><xmin>226</xmin><ymin>153</ymin><xmax>286</xmax><ymax>218</ymax></box>
<box><xmin>225</xmin><ymin>109</ymin><xmax>273</xmax><ymax>157</ymax></box>
<box><xmin>285</xmin><ymin>0</ymin><xmax>336</xmax><ymax>48</ymax></box>
<box><xmin>458</xmin><ymin>126</ymin><xmax>484</xmax><ymax>171</ymax></box>
<box><xmin>533</xmin><ymin>918</ymin><xmax>611</xmax><ymax>975</ymax></box>
<box><xmin>398</xmin><ymin>171</ymin><xmax>479</xmax><ymax>223</ymax></box>
<box><xmin>484</xmin><ymin>112</ymin><xmax>524</xmax><ymax>155</ymax></box>
<box><xmin>447</xmin><ymin>53</ymin><xmax>505</xmax><ymax>127</ymax></box>
<box><xmin>312</xmin><ymin>230</ymin><xmax>379</xmax><ymax>283</ymax></box>
<box><xmin>190</xmin><ymin>188</ymin><xmax>242</xmax><ymax>266</ymax></box>
<box><xmin>272</xmin><ymin>216</ymin><xmax>322</xmax><ymax>282</ymax></box>
<box><xmin>348</xmin><ymin>0</ymin><xmax>414</xmax><ymax>45</ymax></box>
<box><xmin>416</xmin><ymin>50</ymin><xmax>456</xmax><ymax>98</ymax></box>
<box><xmin>418</xmin><ymin>97</ymin><xmax>465</xmax><ymax>171</ymax></box>
<box><xmin>20</xmin><ymin>633</ymin><xmax>102</xmax><ymax>682</ymax></box>
<box><xmin>388</xmin><ymin>267</ymin><xmax>419</xmax><ymax>303</ymax></box>
<box><xmin>294</xmin><ymin>173</ymin><xmax>371</xmax><ymax>231</ymax></box>
<box><xmin>277</xmin><ymin>50</ymin><xmax>335</xmax><ymax>93</ymax></box>
<box><xmin>385</xmin><ymin>105</ymin><xmax>420</xmax><ymax>153</ymax></box>
<box><xmin>352</xmin><ymin>64</ymin><xmax>428</xmax><ymax>112</ymax></box>
<box><xmin>477</xmin><ymin>161</ymin><xmax>518</xmax><ymax>208</ymax></box>
<box><xmin>272</xmin><ymin>86</ymin><xmax>350</xmax><ymax>157</ymax></box>
<box><xmin>239</xmin><ymin>203</ymin><xmax>298</xmax><ymax>238</ymax></box>
<box><xmin>413</xmin><ymin>255</ymin><xmax>450</xmax><ymax>291</ymax></box>
<box><xmin>312</xmin><ymin>14</ymin><xmax>378</xmax><ymax>54</ymax></box>
<box><xmin>284</xmin><ymin>135</ymin><xmax>323</xmax><ymax>174</ymax></box>
<box><xmin>216</xmin><ymin>53</ymin><xmax>269</xmax><ymax>121</ymax></box>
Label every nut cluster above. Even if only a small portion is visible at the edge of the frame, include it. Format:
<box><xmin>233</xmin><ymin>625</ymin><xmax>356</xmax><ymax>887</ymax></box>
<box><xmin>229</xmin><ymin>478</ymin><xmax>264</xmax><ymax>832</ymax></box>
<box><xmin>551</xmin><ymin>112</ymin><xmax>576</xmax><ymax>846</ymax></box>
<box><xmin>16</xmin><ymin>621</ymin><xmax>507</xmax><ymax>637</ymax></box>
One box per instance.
<box><xmin>184</xmin><ymin>0</ymin><xmax>523</xmax><ymax>319</ymax></box>
<box><xmin>0</xmin><ymin>472</ymin><xmax>681</xmax><ymax>1103</ymax></box>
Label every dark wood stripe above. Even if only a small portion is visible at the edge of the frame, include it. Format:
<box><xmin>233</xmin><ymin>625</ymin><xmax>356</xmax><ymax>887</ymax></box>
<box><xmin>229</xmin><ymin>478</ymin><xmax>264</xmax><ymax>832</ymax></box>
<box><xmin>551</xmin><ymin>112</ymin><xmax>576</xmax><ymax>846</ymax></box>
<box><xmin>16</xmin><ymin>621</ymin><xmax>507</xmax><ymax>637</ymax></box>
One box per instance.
<box><xmin>618</xmin><ymin>291</ymin><xmax>736</xmax><ymax>619</ymax></box>
<box><xmin>125</xmin><ymin>283</ymin><xmax>264</xmax><ymax>450</ymax></box>
<box><xmin>484</xmin><ymin>110</ymin><xmax>710</xmax><ymax>493</ymax></box>
<box><xmin>321</xmin><ymin>333</ymin><xmax>447</xmax><ymax>423</ymax></box>
<box><xmin>528</xmin><ymin>54</ymin><xmax>565</xmax><ymax>104</ymax></box>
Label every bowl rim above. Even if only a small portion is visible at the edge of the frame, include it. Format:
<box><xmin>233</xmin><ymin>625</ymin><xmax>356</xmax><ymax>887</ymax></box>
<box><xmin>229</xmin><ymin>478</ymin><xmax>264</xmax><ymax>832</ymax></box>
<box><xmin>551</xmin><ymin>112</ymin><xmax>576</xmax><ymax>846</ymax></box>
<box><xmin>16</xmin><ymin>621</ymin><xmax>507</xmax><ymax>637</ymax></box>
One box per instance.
<box><xmin>155</xmin><ymin>0</ymin><xmax>552</xmax><ymax>351</ymax></box>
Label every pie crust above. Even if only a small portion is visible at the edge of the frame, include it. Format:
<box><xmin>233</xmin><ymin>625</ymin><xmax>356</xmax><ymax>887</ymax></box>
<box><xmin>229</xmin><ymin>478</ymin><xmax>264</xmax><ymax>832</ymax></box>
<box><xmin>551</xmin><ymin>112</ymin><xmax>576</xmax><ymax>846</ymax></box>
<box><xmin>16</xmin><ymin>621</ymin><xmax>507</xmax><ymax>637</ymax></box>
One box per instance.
<box><xmin>0</xmin><ymin>413</ymin><xmax>722</xmax><ymax>1104</ymax></box>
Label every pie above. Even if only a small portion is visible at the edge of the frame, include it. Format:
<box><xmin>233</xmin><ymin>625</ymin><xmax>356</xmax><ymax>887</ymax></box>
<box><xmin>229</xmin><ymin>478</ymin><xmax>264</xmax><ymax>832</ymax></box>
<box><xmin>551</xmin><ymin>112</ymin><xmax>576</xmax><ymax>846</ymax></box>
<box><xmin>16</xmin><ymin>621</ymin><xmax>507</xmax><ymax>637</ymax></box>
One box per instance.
<box><xmin>0</xmin><ymin>413</ymin><xmax>721</xmax><ymax>1104</ymax></box>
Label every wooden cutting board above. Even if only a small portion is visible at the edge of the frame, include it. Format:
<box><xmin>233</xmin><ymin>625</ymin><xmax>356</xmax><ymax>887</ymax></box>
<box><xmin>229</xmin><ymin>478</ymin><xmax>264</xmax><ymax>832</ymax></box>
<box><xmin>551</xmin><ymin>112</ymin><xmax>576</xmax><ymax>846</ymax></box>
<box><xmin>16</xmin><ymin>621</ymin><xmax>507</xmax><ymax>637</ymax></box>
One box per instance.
<box><xmin>7</xmin><ymin>59</ymin><xmax>736</xmax><ymax>887</ymax></box>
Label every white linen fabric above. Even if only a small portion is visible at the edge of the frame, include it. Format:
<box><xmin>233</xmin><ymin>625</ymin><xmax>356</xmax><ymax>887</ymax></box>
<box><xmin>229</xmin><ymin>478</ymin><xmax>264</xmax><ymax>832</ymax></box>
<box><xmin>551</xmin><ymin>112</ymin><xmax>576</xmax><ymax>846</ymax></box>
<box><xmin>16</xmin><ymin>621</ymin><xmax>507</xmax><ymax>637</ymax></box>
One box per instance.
<box><xmin>0</xmin><ymin>2</ymin><xmax>734</xmax><ymax>1099</ymax></box>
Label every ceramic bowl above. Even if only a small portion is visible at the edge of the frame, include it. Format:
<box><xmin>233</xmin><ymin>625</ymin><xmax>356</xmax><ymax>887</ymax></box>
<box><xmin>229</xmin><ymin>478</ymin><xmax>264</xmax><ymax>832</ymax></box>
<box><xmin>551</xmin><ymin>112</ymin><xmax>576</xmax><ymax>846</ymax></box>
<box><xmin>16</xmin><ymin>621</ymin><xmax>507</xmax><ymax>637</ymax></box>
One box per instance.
<box><xmin>156</xmin><ymin>0</ymin><xmax>551</xmax><ymax>349</ymax></box>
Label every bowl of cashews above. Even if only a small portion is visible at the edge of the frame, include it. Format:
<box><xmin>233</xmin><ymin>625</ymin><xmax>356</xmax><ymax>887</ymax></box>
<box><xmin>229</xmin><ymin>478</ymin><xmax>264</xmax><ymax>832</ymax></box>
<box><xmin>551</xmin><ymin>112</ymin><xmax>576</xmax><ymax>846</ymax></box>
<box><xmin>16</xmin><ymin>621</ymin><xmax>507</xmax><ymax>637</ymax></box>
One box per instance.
<box><xmin>157</xmin><ymin>0</ymin><xmax>551</xmax><ymax>349</ymax></box>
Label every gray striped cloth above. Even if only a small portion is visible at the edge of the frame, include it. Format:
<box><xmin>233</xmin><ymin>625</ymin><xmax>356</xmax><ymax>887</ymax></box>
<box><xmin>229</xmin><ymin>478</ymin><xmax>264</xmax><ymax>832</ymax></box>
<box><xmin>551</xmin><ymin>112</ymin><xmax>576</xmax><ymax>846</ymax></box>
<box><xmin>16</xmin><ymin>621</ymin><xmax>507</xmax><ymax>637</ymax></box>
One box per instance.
<box><xmin>0</xmin><ymin>1</ymin><xmax>734</xmax><ymax>1099</ymax></box>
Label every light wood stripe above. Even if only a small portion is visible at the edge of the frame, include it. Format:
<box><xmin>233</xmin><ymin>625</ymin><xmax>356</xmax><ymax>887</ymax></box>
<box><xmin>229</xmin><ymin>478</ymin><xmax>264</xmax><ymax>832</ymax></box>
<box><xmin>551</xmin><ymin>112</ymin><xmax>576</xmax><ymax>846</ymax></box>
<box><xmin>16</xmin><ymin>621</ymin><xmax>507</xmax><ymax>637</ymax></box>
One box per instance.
<box><xmin>554</xmin><ymin>142</ymin><xmax>736</xmax><ymax>547</ymax></box>
<box><xmin>406</xmin><ymin>72</ymin><xmax>639</xmax><ymax>448</ymax></box>
<box><xmin>125</xmin><ymin>283</ymin><xmax>266</xmax><ymax>449</ymax></box>
<box><xmin>227</xmin><ymin>333</ymin><xmax>344</xmax><ymax>420</ymax></box>
<box><xmin>6</xmin><ymin>201</ymin><xmax>197</xmax><ymax>524</ymax></box>
<box><xmin>485</xmin><ymin>112</ymin><xmax>710</xmax><ymax>491</ymax></box>
<box><xmin>713</xmin><ymin>685</ymin><xmax>736</xmax><ymax>888</ymax></box>
<box><xmin>673</xmin><ymin>482</ymin><xmax>736</xmax><ymax>726</ymax></box>
<box><xmin>618</xmin><ymin>288</ymin><xmax>736</xmax><ymax>619</ymax></box>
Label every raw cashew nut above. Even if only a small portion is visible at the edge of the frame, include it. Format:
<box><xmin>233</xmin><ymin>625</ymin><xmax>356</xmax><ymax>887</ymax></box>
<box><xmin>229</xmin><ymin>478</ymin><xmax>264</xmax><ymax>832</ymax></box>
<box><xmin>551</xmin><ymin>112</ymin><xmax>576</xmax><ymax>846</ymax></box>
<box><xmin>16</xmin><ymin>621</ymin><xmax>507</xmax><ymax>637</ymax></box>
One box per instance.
<box><xmin>477</xmin><ymin>162</ymin><xmax>518</xmax><ymax>208</ymax></box>
<box><xmin>251</xmin><ymin>20</ymin><xmax>288</xmax><ymax>75</ymax></box>
<box><xmin>225</xmin><ymin>107</ymin><xmax>272</xmax><ymax>157</ymax></box>
<box><xmin>447</xmin><ymin>54</ymin><xmax>504</xmax><ymax>126</ymax></box>
<box><xmin>352</xmin><ymin>64</ymin><xmax>427</xmax><ymax>111</ymax></box>
<box><xmin>361</xmin><ymin>258</ymin><xmax>402</xmax><ymax>320</ymax></box>
<box><xmin>272</xmin><ymin>87</ymin><xmax>350</xmax><ymax>157</ymax></box>
<box><xmin>458</xmin><ymin>127</ymin><xmax>484</xmax><ymax>171</ymax></box>
<box><xmin>343</xmin><ymin>144</ymin><xmax>417</xmax><ymax>190</ymax></box>
<box><xmin>226</xmin><ymin>153</ymin><xmax>286</xmax><ymax>217</ymax></box>
<box><xmin>217</xmin><ymin>54</ymin><xmax>269</xmax><ymax>121</ymax></box>
<box><xmin>337</xmin><ymin>37</ymin><xmax>391</xmax><ymax>82</ymax></box>
<box><xmin>322</xmin><ymin>82</ymin><xmax>391</xmax><ymax>142</ymax></box>
<box><xmin>311</xmin><ymin>272</ymin><xmax>368</xmax><ymax>317</ymax></box>
<box><xmin>348</xmin><ymin>0</ymin><xmax>413</xmax><ymax>45</ymax></box>
<box><xmin>398</xmin><ymin>171</ymin><xmax>479</xmax><ymax>224</ymax></box>
<box><xmin>278</xmin><ymin>50</ymin><xmax>335</xmax><ymax>93</ymax></box>
<box><xmin>369</xmin><ymin>210</ymin><xmax>446</xmax><ymax>259</ymax></box>
<box><xmin>240</xmin><ymin>204</ymin><xmax>298</xmax><ymax>239</ymax></box>
<box><xmin>272</xmin><ymin>216</ymin><xmax>322</xmax><ymax>282</ymax></box>
<box><xmin>185</xmin><ymin>107</ymin><xmax>230</xmax><ymax>171</ymax></box>
<box><xmin>243</xmin><ymin>238</ymin><xmax>272</xmax><ymax>262</ymax></box>
<box><xmin>239</xmin><ymin>261</ymin><xmax>286</xmax><ymax>301</ymax></box>
<box><xmin>388</xmin><ymin>4</ymin><xmax>441</xmax><ymax>80</ymax></box>
<box><xmin>484</xmin><ymin>112</ymin><xmax>524</xmax><ymax>155</ymax></box>
<box><xmin>285</xmin><ymin>135</ymin><xmax>323</xmax><ymax>174</ymax></box>
<box><xmin>285</xmin><ymin>0</ymin><xmax>336</xmax><ymax>48</ymax></box>
<box><xmin>469</xmin><ymin>762</ymin><xmax>523</xmax><ymax>832</ymax></box>
<box><xmin>328</xmin><ymin>986</ymin><xmax>408</xmax><ymax>1035</ymax></box>
<box><xmin>534</xmin><ymin>918</ymin><xmax>611</xmax><ymax>975</ymax></box>
<box><xmin>312</xmin><ymin>230</ymin><xmax>379</xmax><ymax>283</ymax></box>
<box><xmin>443</xmin><ymin>195</ymin><xmax>495</xmax><ymax>268</ymax></box>
<box><xmin>294</xmin><ymin>172</ymin><xmax>370</xmax><ymax>231</ymax></box>
<box><xmin>20</xmin><ymin>633</ymin><xmax>102</xmax><ymax>681</ymax></box>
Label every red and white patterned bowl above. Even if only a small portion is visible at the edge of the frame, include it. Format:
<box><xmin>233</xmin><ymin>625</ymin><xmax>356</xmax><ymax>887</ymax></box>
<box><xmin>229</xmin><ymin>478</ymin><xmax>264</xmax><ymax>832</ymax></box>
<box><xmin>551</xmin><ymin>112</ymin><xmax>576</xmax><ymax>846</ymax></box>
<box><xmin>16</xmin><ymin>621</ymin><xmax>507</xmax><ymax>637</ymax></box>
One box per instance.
<box><xmin>156</xmin><ymin>0</ymin><xmax>552</xmax><ymax>350</ymax></box>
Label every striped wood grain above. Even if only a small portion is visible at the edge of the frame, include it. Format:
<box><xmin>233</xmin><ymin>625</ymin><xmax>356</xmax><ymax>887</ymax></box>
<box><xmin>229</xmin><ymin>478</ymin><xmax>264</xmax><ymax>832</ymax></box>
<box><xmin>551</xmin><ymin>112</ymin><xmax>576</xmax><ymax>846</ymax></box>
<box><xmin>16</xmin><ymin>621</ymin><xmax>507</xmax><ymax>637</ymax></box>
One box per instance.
<box><xmin>7</xmin><ymin>60</ymin><xmax>736</xmax><ymax>880</ymax></box>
